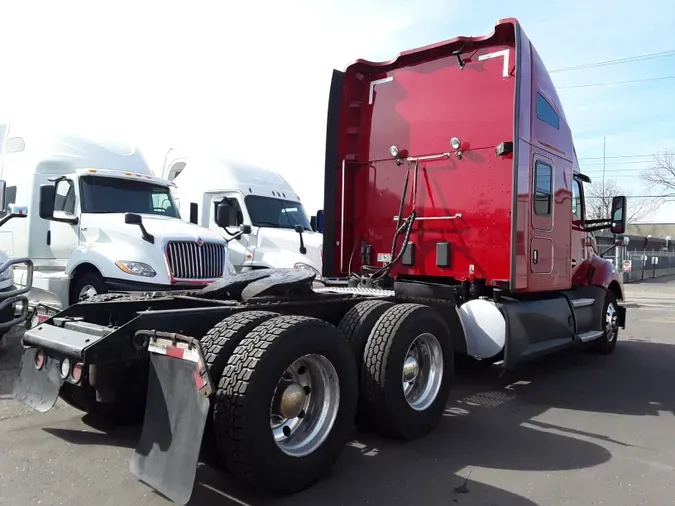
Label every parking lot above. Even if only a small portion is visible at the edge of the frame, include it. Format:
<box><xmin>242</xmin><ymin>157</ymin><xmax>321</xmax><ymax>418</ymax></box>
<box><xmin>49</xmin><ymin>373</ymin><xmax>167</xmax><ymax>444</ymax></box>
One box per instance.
<box><xmin>2</xmin><ymin>278</ymin><xmax>675</xmax><ymax>506</ymax></box>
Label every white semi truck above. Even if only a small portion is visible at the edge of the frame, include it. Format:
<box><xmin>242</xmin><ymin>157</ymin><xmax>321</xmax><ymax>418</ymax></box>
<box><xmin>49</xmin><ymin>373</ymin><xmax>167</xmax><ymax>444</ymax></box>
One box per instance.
<box><xmin>0</xmin><ymin>124</ymin><xmax>235</xmax><ymax>320</ymax></box>
<box><xmin>162</xmin><ymin>152</ymin><xmax>323</xmax><ymax>276</ymax></box>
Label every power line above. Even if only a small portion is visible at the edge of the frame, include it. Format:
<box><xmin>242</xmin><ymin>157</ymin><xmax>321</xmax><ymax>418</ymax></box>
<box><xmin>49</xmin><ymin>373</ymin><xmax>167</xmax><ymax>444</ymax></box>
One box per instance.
<box><xmin>549</xmin><ymin>49</ymin><xmax>675</xmax><ymax>73</ymax></box>
<box><xmin>586</xmin><ymin>195</ymin><xmax>675</xmax><ymax>199</ymax></box>
<box><xmin>578</xmin><ymin>153</ymin><xmax>657</xmax><ymax>160</ymax></box>
<box><xmin>581</xmin><ymin>160</ymin><xmax>654</xmax><ymax>167</ymax></box>
<box><xmin>558</xmin><ymin>75</ymin><xmax>675</xmax><ymax>89</ymax></box>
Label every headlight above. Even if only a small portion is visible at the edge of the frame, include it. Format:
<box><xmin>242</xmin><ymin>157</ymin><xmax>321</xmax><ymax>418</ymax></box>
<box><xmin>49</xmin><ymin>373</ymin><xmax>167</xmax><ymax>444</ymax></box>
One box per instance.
<box><xmin>115</xmin><ymin>260</ymin><xmax>157</xmax><ymax>277</ymax></box>
<box><xmin>294</xmin><ymin>262</ymin><xmax>320</xmax><ymax>276</ymax></box>
<box><xmin>0</xmin><ymin>265</ymin><xmax>12</xmax><ymax>281</ymax></box>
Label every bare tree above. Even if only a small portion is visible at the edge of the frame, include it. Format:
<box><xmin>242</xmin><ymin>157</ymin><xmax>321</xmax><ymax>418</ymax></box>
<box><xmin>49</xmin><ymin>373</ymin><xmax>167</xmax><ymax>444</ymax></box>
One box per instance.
<box><xmin>585</xmin><ymin>179</ymin><xmax>661</xmax><ymax>224</ymax></box>
<box><xmin>643</xmin><ymin>151</ymin><xmax>675</xmax><ymax>192</ymax></box>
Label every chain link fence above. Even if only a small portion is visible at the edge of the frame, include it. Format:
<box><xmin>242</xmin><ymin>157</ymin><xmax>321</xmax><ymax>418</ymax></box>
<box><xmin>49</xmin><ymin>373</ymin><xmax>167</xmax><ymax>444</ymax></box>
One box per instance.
<box><xmin>621</xmin><ymin>251</ymin><xmax>675</xmax><ymax>282</ymax></box>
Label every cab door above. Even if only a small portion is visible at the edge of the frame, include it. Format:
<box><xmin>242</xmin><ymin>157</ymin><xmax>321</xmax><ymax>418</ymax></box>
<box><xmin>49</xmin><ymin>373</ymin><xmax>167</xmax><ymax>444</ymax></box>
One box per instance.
<box><xmin>528</xmin><ymin>150</ymin><xmax>571</xmax><ymax>291</ymax></box>
<box><xmin>570</xmin><ymin>176</ymin><xmax>588</xmax><ymax>273</ymax></box>
<box><xmin>47</xmin><ymin>178</ymin><xmax>80</xmax><ymax>261</ymax></box>
<box><xmin>530</xmin><ymin>153</ymin><xmax>555</xmax><ymax>276</ymax></box>
<box><xmin>205</xmin><ymin>192</ymin><xmax>251</xmax><ymax>270</ymax></box>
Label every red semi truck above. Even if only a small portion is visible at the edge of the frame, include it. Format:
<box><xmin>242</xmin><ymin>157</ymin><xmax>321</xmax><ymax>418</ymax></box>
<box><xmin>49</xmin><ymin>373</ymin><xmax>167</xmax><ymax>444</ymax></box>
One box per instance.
<box><xmin>12</xmin><ymin>17</ymin><xmax>626</xmax><ymax>505</ymax></box>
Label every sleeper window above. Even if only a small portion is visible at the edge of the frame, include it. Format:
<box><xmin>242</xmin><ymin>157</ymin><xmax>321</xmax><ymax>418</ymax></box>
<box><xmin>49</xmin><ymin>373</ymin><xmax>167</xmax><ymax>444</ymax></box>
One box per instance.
<box><xmin>536</xmin><ymin>93</ymin><xmax>560</xmax><ymax>129</ymax></box>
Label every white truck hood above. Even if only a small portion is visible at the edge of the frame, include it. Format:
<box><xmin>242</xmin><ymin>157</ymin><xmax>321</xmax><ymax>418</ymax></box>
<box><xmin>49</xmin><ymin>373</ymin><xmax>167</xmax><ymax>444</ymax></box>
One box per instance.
<box><xmin>74</xmin><ymin>213</ymin><xmax>232</xmax><ymax>286</ymax></box>
<box><xmin>80</xmin><ymin>213</ymin><xmax>225</xmax><ymax>244</ymax></box>
<box><xmin>253</xmin><ymin>228</ymin><xmax>323</xmax><ymax>274</ymax></box>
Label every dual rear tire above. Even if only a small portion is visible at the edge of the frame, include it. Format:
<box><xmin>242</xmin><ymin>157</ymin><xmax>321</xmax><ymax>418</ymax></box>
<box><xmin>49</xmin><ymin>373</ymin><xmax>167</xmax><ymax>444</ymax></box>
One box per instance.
<box><xmin>338</xmin><ymin>301</ymin><xmax>454</xmax><ymax>439</ymax></box>
<box><xmin>201</xmin><ymin>301</ymin><xmax>453</xmax><ymax>495</ymax></box>
<box><xmin>202</xmin><ymin>312</ymin><xmax>358</xmax><ymax>495</ymax></box>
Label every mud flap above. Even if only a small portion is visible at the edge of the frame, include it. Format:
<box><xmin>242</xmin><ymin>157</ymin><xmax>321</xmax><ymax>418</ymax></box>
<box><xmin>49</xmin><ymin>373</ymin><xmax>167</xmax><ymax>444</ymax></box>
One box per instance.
<box><xmin>130</xmin><ymin>333</ymin><xmax>213</xmax><ymax>505</ymax></box>
<box><xmin>12</xmin><ymin>348</ymin><xmax>64</xmax><ymax>413</ymax></box>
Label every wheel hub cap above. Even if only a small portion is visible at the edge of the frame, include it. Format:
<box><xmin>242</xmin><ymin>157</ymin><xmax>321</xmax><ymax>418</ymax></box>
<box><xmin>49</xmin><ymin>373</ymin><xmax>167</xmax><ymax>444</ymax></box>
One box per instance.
<box><xmin>79</xmin><ymin>285</ymin><xmax>98</xmax><ymax>301</ymax></box>
<box><xmin>402</xmin><ymin>355</ymin><xmax>419</xmax><ymax>383</ymax></box>
<box><xmin>278</xmin><ymin>382</ymin><xmax>307</xmax><ymax>419</ymax></box>
<box><xmin>270</xmin><ymin>354</ymin><xmax>340</xmax><ymax>458</ymax></box>
<box><xmin>606</xmin><ymin>303</ymin><xmax>618</xmax><ymax>341</ymax></box>
<box><xmin>402</xmin><ymin>332</ymin><xmax>445</xmax><ymax>412</ymax></box>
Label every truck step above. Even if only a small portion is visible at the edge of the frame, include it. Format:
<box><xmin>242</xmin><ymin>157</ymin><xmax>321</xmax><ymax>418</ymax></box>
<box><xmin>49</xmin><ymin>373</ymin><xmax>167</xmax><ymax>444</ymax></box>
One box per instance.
<box><xmin>577</xmin><ymin>330</ymin><xmax>604</xmax><ymax>342</ymax></box>
<box><xmin>571</xmin><ymin>297</ymin><xmax>595</xmax><ymax>308</ymax></box>
<box><xmin>313</xmin><ymin>286</ymin><xmax>395</xmax><ymax>297</ymax></box>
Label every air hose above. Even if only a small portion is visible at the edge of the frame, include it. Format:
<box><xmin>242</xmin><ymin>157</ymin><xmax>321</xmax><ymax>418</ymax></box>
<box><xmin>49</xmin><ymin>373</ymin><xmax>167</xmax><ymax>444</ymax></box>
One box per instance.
<box><xmin>360</xmin><ymin>161</ymin><xmax>420</xmax><ymax>283</ymax></box>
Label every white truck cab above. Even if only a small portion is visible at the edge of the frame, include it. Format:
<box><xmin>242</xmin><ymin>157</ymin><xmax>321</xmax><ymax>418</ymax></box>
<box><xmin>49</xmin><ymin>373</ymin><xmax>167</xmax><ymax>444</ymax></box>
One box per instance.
<box><xmin>164</xmin><ymin>153</ymin><xmax>323</xmax><ymax>276</ymax></box>
<box><xmin>0</xmin><ymin>125</ymin><xmax>234</xmax><ymax>312</ymax></box>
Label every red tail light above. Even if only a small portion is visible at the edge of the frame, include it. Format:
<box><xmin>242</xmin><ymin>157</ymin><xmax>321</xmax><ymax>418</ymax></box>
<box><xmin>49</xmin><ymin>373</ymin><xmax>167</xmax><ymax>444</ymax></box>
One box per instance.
<box><xmin>71</xmin><ymin>363</ymin><xmax>83</xmax><ymax>383</ymax></box>
<box><xmin>34</xmin><ymin>349</ymin><xmax>45</xmax><ymax>370</ymax></box>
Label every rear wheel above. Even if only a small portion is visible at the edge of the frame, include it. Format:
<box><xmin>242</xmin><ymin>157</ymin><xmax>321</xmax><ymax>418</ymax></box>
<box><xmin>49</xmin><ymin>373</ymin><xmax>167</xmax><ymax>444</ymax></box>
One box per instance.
<box><xmin>213</xmin><ymin>315</ymin><xmax>358</xmax><ymax>495</ymax></box>
<box><xmin>360</xmin><ymin>303</ymin><xmax>454</xmax><ymax>440</ymax></box>
<box><xmin>199</xmin><ymin>311</ymin><xmax>278</xmax><ymax>467</ymax></box>
<box><xmin>337</xmin><ymin>300</ymin><xmax>394</xmax><ymax>431</ymax></box>
<box><xmin>337</xmin><ymin>300</ymin><xmax>395</xmax><ymax>360</ymax></box>
<box><xmin>202</xmin><ymin>311</ymin><xmax>280</xmax><ymax>388</ymax></box>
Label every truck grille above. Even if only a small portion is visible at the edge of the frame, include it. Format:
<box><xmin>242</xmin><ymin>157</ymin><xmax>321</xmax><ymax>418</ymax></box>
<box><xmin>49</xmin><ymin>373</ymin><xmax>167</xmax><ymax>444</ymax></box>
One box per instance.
<box><xmin>165</xmin><ymin>241</ymin><xmax>225</xmax><ymax>280</ymax></box>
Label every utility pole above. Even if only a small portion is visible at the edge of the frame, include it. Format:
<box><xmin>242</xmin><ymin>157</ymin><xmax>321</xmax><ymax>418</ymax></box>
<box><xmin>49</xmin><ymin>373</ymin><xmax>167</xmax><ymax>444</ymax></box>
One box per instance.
<box><xmin>602</xmin><ymin>136</ymin><xmax>606</xmax><ymax>215</ymax></box>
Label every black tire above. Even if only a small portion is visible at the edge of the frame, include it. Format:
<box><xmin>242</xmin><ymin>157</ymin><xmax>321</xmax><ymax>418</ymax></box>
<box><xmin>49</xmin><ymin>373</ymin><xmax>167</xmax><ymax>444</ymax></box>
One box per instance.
<box><xmin>213</xmin><ymin>315</ymin><xmax>358</xmax><ymax>495</ymax></box>
<box><xmin>337</xmin><ymin>300</ymin><xmax>394</xmax><ymax>432</ymax></box>
<box><xmin>587</xmin><ymin>291</ymin><xmax>620</xmax><ymax>355</ymax></box>
<box><xmin>360</xmin><ymin>303</ymin><xmax>454</xmax><ymax>440</ymax></box>
<box><xmin>202</xmin><ymin>311</ymin><xmax>279</xmax><ymax>385</ymax></box>
<box><xmin>199</xmin><ymin>311</ymin><xmax>278</xmax><ymax>468</ymax></box>
<box><xmin>337</xmin><ymin>300</ymin><xmax>395</xmax><ymax>360</ymax></box>
<box><xmin>70</xmin><ymin>272</ymin><xmax>107</xmax><ymax>305</ymax></box>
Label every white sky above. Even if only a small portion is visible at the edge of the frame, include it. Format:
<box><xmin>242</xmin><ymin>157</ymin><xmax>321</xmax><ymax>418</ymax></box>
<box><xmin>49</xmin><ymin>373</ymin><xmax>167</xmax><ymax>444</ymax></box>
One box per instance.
<box><xmin>0</xmin><ymin>0</ymin><xmax>672</xmax><ymax>221</ymax></box>
<box><xmin>0</xmin><ymin>0</ymin><xmax>448</xmax><ymax>216</ymax></box>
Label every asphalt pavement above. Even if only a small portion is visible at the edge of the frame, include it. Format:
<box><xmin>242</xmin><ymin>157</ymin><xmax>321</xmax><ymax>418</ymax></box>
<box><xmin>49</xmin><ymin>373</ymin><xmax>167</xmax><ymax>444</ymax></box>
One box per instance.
<box><xmin>2</xmin><ymin>278</ymin><xmax>675</xmax><ymax>506</ymax></box>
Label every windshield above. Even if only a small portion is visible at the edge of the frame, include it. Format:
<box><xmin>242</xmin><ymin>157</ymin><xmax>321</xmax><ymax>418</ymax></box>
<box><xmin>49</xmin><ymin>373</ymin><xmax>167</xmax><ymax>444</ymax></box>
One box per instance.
<box><xmin>244</xmin><ymin>195</ymin><xmax>311</xmax><ymax>230</ymax></box>
<box><xmin>79</xmin><ymin>175</ymin><xmax>180</xmax><ymax>218</ymax></box>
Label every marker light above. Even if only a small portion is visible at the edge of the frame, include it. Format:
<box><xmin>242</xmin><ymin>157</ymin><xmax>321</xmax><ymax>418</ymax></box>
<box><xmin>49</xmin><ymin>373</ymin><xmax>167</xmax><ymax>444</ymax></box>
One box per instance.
<box><xmin>450</xmin><ymin>137</ymin><xmax>461</xmax><ymax>150</ymax></box>
<box><xmin>389</xmin><ymin>145</ymin><xmax>399</xmax><ymax>158</ymax></box>
<box><xmin>60</xmin><ymin>358</ymin><xmax>71</xmax><ymax>380</ymax></box>
<box><xmin>71</xmin><ymin>363</ymin><xmax>83</xmax><ymax>383</ymax></box>
<box><xmin>35</xmin><ymin>349</ymin><xmax>45</xmax><ymax>370</ymax></box>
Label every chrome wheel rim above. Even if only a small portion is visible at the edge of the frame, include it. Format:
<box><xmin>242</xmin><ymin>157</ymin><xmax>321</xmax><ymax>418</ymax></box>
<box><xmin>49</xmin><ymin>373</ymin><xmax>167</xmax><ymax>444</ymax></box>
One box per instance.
<box><xmin>606</xmin><ymin>302</ymin><xmax>618</xmax><ymax>342</ymax></box>
<box><xmin>402</xmin><ymin>332</ymin><xmax>444</xmax><ymax>411</ymax></box>
<box><xmin>270</xmin><ymin>354</ymin><xmax>340</xmax><ymax>457</ymax></box>
<box><xmin>78</xmin><ymin>285</ymin><xmax>98</xmax><ymax>301</ymax></box>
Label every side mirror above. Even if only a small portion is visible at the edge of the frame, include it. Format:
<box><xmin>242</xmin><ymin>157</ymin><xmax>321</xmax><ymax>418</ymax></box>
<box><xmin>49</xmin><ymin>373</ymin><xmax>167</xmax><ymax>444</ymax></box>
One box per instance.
<box><xmin>609</xmin><ymin>195</ymin><xmax>627</xmax><ymax>235</ymax></box>
<box><xmin>215</xmin><ymin>202</ymin><xmax>236</xmax><ymax>228</ymax></box>
<box><xmin>38</xmin><ymin>184</ymin><xmax>56</xmax><ymax>220</ymax></box>
<box><xmin>189</xmin><ymin>202</ymin><xmax>199</xmax><ymax>224</ymax></box>
<box><xmin>310</xmin><ymin>215</ymin><xmax>317</xmax><ymax>231</ymax></box>
<box><xmin>0</xmin><ymin>180</ymin><xmax>6</xmax><ymax>212</ymax></box>
<box><xmin>316</xmin><ymin>209</ymin><xmax>324</xmax><ymax>233</ymax></box>
<box><xmin>125</xmin><ymin>212</ymin><xmax>142</xmax><ymax>225</ymax></box>
<box><xmin>124</xmin><ymin>212</ymin><xmax>154</xmax><ymax>243</ymax></box>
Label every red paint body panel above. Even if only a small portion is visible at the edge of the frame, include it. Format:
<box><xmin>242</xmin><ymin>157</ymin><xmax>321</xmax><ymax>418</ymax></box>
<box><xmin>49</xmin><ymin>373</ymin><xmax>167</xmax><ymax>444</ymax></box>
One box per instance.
<box><xmin>327</xmin><ymin>18</ymin><xmax>624</xmax><ymax>296</ymax></box>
